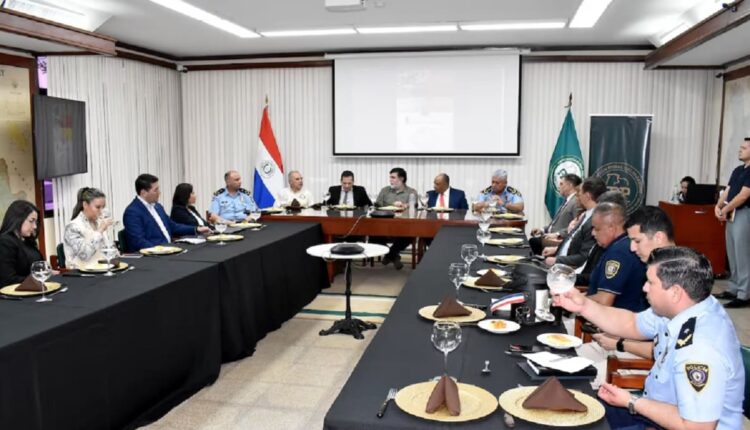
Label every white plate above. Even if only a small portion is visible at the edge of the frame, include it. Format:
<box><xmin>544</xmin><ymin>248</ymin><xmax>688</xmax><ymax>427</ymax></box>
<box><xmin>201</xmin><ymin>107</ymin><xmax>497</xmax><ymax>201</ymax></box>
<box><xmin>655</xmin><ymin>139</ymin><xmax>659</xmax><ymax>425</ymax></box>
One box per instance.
<box><xmin>478</xmin><ymin>319</ymin><xmax>520</xmax><ymax>334</ymax></box>
<box><xmin>536</xmin><ymin>333</ymin><xmax>583</xmax><ymax>349</ymax></box>
<box><xmin>476</xmin><ymin>268</ymin><xmax>507</xmax><ymax>277</ymax></box>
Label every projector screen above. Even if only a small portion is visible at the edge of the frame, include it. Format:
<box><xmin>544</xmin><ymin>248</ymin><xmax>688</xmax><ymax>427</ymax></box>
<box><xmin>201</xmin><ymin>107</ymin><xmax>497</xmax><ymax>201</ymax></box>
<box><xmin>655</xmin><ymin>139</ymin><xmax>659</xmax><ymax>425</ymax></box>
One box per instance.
<box><xmin>333</xmin><ymin>51</ymin><xmax>520</xmax><ymax>156</ymax></box>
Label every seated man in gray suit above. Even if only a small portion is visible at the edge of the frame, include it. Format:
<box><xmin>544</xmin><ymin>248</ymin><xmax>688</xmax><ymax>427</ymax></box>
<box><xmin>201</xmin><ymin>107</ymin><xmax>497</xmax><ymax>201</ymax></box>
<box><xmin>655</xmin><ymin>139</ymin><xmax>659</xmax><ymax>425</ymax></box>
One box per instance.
<box><xmin>543</xmin><ymin>176</ymin><xmax>607</xmax><ymax>268</ymax></box>
<box><xmin>530</xmin><ymin>173</ymin><xmax>581</xmax><ymax>255</ymax></box>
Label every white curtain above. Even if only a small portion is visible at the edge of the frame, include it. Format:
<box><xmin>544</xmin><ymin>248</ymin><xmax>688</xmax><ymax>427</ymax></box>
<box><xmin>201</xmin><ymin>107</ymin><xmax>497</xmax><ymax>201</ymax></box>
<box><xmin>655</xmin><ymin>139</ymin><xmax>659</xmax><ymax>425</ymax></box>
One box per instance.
<box><xmin>47</xmin><ymin>56</ymin><xmax>183</xmax><ymax>244</ymax></box>
<box><xmin>181</xmin><ymin>62</ymin><xmax>721</xmax><ymax>229</ymax></box>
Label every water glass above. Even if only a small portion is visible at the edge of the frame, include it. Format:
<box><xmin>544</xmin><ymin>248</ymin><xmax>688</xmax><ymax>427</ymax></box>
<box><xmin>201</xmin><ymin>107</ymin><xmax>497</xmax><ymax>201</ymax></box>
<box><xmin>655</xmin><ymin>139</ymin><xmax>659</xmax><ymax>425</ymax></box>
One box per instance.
<box><xmin>249</xmin><ymin>209</ymin><xmax>262</xmax><ymax>223</ymax></box>
<box><xmin>31</xmin><ymin>260</ymin><xmax>52</xmax><ymax>302</ymax></box>
<box><xmin>476</xmin><ymin>228</ymin><xmax>490</xmax><ymax>248</ymax></box>
<box><xmin>478</xmin><ymin>221</ymin><xmax>491</xmax><ymax>233</ymax></box>
<box><xmin>431</xmin><ymin>321</ymin><xmax>462</xmax><ymax>376</ymax></box>
<box><xmin>323</xmin><ymin>191</ymin><xmax>331</xmax><ymax>206</ymax></box>
<box><xmin>547</xmin><ymin>263</ymin><xmax>577</xmax><ymax>295</ymax></box>
<box><xmin>214</xmin><ymin>222</ymin><xmax>227</xmax><ymax>246</ymax></box>
<box><xmin>102</xmin><ymin>244</ymin><xmax>119</xmax><ymax>277</ymax></box>
<box><xmin>460</xmin><ymin>244</ymin><xmax>478</xmax><ymax>273</ymax></box>
<box><xmin>448</xmin><ymin>262</ymin><xmax>469</xmax><ymax>298</ymax></box>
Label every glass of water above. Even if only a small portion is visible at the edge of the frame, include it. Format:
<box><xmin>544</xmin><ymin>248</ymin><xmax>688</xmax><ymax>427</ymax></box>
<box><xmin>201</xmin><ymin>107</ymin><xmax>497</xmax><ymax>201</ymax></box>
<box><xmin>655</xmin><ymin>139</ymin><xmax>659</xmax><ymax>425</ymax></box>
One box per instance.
<box><xmin>431</xmin><ymin>321</ymin><xmax>462</xmax><ymax>377</ymax></box>
<box><xmin>249</xmin><ymin>208</ymin><xmax>262</xmax><ymax>224</ymax></box>
<box><xmin>476</xmin><ymin>228</ymin><xmax>490</xmax><ymax>248</ymax></box>
<box><xmin>214</xmin><ymin>221</ymin><xmax>227</xmax><ymax>246</ymax></box>
<box><xmin>460</xmin><ymin>244</ymin><xmax>479</xmax><ymax>274</ymax></box>
<box><xmin>31</xmin><ymin>260</ymin><xmax>52</xmax><ymax>303</ymax></box>
<box><xmin>449</xmin><ymin>262</ymin><xmax>469</xmax><ymax>300</ymax></box>
<box><xmin>102</xmin><ymin>243</ymin><xmax>119</xmax><ymax>277</ymax></box>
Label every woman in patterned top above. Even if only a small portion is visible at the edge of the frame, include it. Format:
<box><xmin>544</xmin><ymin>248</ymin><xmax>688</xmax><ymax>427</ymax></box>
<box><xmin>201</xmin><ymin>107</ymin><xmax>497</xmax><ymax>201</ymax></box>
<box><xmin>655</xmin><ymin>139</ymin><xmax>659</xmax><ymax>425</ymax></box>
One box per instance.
<box><xmin>62</xmin><ymin>187</ymin><xmax>113</xmax><ymax>268</ymax></box>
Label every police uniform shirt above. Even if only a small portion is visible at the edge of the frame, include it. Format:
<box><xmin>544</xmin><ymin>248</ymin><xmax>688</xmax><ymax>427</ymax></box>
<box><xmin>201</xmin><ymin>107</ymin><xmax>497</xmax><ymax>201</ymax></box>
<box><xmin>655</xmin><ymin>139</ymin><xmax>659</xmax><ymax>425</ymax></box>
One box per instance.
<box><xmin>476</xmin><ymin>186</ymin><xmax>523</xmax><ymax>213</ymax></box>
<box><xmin>727</xmin><ymin>164</ymin><xmax>750</xmax><ymax>210</ymax></box>
<box><xmin>636</xmin><ymin>296</ymin><xmax>744</xmax><ymax>429</ymax></box>
<box><xmin>586</xmin><ymin>233</ymin><xmax>646</xmax><ymax>312</ymax></box>
<box><xmin>209</xmin><ymin>189</ymin><xmax>258</xmax><ymax>221</ymax></box>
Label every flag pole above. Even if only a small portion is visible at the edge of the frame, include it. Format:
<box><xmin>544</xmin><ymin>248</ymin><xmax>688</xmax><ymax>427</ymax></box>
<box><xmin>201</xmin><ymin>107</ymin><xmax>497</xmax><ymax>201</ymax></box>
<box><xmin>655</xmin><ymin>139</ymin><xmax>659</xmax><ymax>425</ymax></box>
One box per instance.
<box><xmin>265</xmin><ymin>95</ymin><xmax>269</xmax><ymax>106</ymax></box>
<box><xmin>565</xmin><ymin>93</ymin><xmax>572</xmax><ymax>109</ymax></box>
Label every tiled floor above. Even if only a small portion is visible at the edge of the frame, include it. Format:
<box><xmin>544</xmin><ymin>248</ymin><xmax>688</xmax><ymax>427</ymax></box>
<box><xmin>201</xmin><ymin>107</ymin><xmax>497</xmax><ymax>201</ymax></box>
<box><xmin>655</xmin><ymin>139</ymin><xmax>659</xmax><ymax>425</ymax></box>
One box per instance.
<box><xmin>141</xmin><ymin>274</ymin><xmax>750</xmax><ymax>430</ymax></box>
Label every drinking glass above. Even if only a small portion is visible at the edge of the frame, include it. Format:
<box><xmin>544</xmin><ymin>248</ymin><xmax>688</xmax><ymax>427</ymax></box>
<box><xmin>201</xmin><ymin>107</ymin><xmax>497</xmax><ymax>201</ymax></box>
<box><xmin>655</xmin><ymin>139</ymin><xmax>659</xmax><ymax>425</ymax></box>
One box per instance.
<box><xmin>419</xmin><ymin>191</ymin><xmax>429</xmax><ymax>209</ymax></box>
<box><xmin>479</xmin><ymin>208</ymin><xmax>492</xmax><ymax>222</ymax></box>
<box><xmin>476</xmin><ymin>228</ymin><xmax>490</xmax><ymax>248</ymax></box>
<box><xmin>214</xmin><ymin>221</ymin><xmax>227</xmax><ymax>246</ymax></box>
<box><xmin>102</xmin><ymin>243</ymin><xmax>119</xmax><ymax>277</ymax></box>
<box><xmin>460</xmin><ymin>244</ymin><xmax>478</xmax><ymax>274</ymax></box>
<box><xmin>547</xmin><ymin>263</ymin><xmax>577</xmax><ymax>295</ymax></box>
<box><xmin>322</xmin><ymin>191</ymin><xmax>331</xmax><ymax>206</ymax></box>
<box><xmin>31</xmin><ymin>260</ymin><xmax>52</xmax><ymax>302</ymax></box>
<box><xmin>99</xmin><ymin>208</ymin><xmax>118</xmax><ymax>244</ymax></box>
<box><xmin>478</xmin><ymin>221</ymin><xmax>491</xmax><ymax>233</ymax></box>
<box><xmin>249</xmin><ymin>208</ymin><xmax>262</xmax><ymax>223</ymax></box>
<box><xmin>448</xmin><ymin>262</ymin><xmax>469</xmax><ymax>299</ymax></box>
<box><xmin>431</xmin><ymin>321</ymin><xmax>462</xmax><ymax>376</ymax></box>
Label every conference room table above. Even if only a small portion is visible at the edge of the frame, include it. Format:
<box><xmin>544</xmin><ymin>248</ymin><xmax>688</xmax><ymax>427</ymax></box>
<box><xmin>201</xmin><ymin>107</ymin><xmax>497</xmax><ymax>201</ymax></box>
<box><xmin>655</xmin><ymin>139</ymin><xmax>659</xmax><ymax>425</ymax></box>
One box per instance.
<box><xmin>0</xmin><ymin>222</ymin><xmax>327</xmax><ymax>430</ymax></box>
<box><xmin>324</xmin><ymin>225</ymin><xmax>609</xmax><ymax>429</ymax></box>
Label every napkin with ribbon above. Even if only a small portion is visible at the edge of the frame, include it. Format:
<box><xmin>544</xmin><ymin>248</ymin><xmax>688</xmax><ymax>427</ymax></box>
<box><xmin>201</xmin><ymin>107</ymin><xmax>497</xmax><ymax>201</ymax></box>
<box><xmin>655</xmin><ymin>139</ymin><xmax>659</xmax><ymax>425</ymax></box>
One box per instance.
<box><xmin>433</xmin><ymin>295</ymin><xmax>471</xmax><ymax>318</ymax></box>
<box><xmin>475</xmin><ymin>269</ymin><xmax>506</xmax><ymax>287</ymax></box>
<box><xmin>522</xmin><ymin>376</ymin><xmax>587</xmax><ymax>412</ymax></box>
<box><xmin>425</xmin><ymin>374</ymin><xmax>461</xmax><ymax>415</ymax></box>
<box><xmin>16</xmin><ymin>275</ymin><xmax>45</xmax><ymax>292</ymax></box>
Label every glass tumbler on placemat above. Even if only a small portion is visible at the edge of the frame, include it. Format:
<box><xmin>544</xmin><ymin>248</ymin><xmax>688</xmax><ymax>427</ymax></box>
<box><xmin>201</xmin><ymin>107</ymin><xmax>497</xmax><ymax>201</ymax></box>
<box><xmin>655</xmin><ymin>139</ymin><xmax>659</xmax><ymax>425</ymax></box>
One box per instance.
<box><xmin>431</xmin><ymin>321</ymin><xmax>462</xmax><ymax>379</ymax></box>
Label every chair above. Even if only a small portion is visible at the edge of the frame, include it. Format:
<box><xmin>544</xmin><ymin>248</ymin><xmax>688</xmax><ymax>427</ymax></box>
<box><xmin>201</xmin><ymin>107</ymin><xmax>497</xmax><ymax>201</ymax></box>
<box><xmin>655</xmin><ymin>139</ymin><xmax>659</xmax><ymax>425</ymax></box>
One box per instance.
<box><xmin>117</xmin><ymin>229</ymin><xmax>128</xmax><ymax>253</ymax></box>
<box><xmin>606</xmin><ymin>355</ymin><xmax>654</xmax><ymax>390</ymax></box>
<box><xmin>51</xmin><ymin>243</ymin><xmax>66</xmax><ymax>270</ymax></box>
<box><xmin>741</xmin><ymin>345</ymin><xmax>750</xmax><ymax>418</ymax></box>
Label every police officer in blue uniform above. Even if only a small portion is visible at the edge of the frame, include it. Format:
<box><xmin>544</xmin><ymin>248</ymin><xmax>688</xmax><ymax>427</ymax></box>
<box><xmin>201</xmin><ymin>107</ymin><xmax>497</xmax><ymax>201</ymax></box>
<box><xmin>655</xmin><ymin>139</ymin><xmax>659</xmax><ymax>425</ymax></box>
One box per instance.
<box><xmin>587</xmin><ymin>202</ymin><xmax>647</xmax><ymax>312</ymax></box>
<box><xmin>209</xmin><ymin>170</ymin><xmax>258</xmax><ymax>223</ymax></box>
<box><xmin>555</xmin><ymin>247</ymin><xmax>744</xmax><ymax>430</ymax></box>
<box><xmin>472</xmin><ymin>169</ymin><xmax>524</xmax><ymax>213</ymax></box>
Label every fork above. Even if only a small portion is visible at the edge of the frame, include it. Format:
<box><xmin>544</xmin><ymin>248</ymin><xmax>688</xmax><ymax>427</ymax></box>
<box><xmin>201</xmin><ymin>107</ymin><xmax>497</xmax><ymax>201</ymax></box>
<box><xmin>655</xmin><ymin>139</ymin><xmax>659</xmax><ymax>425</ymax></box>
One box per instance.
<box><xmin>376</xmin><ymin>388</ymin><xmax>398</xmax><ymax>418</ymax></box>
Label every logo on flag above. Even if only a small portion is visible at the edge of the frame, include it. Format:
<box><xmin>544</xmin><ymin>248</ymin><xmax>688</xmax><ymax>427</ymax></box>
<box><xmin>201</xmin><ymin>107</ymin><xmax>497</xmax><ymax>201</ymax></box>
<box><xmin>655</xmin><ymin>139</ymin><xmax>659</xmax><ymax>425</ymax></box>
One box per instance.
<box><xmin>490</xmin><ymin>293</ymin><xmax>526</xmax><ymax>314</ymax></box>
<box><xmin>253</xmin><ymin>105</ymin><xmax>285</xmax><ymax>209</ymax></box>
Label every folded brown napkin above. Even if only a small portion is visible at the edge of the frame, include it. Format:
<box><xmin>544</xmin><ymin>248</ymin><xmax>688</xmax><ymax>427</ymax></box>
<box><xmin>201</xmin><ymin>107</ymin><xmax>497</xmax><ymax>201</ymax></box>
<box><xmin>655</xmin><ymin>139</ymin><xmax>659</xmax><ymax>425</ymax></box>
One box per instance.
<box><xmin>522</xmin><ymin>376</ymin><xmax>587</xmax><ymax>412</ymax></box>
<box><xmin>289</xmin><ymin>199</ymin><xmax>301</xmax><ymax>208</ymax></box>
<box><xmin>433</xmin><ymin>295</ymin><xmax>472</xmax><ymax>318</ymax></box>
<box><xmin>425</xmin><ymin>374</ymin><xmax>461</xmax><ymax>415</ymax></box>
<box><xmin>475</xmin><ymin>270</ymin><xmax>506</xmax><ymax>287</ymax></box>
<box><xmin>97</xmin><ymin>258</ymin><xmax>121</xmax><ymax>267</ymax></box>
<box><xmin>16</xmin><ymin>275</ymin><xmax>45</xmax><ymax>292</ymax></box>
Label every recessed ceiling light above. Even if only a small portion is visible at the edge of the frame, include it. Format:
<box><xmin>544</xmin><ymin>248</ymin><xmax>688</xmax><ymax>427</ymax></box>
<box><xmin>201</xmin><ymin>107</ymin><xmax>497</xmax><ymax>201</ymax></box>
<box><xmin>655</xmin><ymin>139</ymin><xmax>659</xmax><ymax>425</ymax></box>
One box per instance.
<box><xmin>569</xmin><ymin>0</ymin><xmax>614</xmax><ymax>28</ymax></box>
<box><xmin>260</xmin><ymin>28</ymin><xmax>357</xmax><ymax>37</ymax></box>
<box><xmin>460</xmin><ymin>21</ymin><xmax>567</xmax><ymax>31</ymax></box>
<box><xmin>147</xmin><ymin>0</ymin><xmax>259</xmax><ymax>38</ymax></box>
<box><xmin>357</xmin><ymin>24</ymin><xmax>457</xmax><ymax>34</ymax></box>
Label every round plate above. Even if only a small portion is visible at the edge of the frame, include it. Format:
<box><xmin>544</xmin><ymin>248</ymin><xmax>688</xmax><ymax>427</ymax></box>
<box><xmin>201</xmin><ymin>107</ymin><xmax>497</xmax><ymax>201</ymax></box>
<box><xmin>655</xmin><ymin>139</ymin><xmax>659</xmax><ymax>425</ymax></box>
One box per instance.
<box><xmin>429</xmin><ymin>207</ymin><xmax>454</xmax><ymax>212</ymax></box>
<box><xmin>395</xmin><ymin>381</ymin><xmax>497</xmax><ymax>422</ymax></box>
<box><xmin>78</xmin><ymin>262</ymin><xmax>129</xmax><ymax>273</ymax></box>
<box><xmin>486</xmin><ymin>255</ymin><xmax>526</xmax><ymax>264</ymax></box>
<box><xmin>498</xmin><ymin>386</ymin><xmax>604</xmax><ymax>427</ymax></box>
<box><xmin>331</xmin><ymin>205</ymin><xmax>356</xmax><ymax>210</ymax></box>
<box><xmin>231</xmin><ymin>222</ymin><xmax>262</xmax><ymax>229</ymax></box>
<box><xmin>0</xmin><ymin>281</ymin><xmax>62</xmax><ymax>297</ymax></box>
<box><xmin>487</xmin><ymin>238</ymin><xmax>524</xmax><ymax>246</ymax></box>
<box><xmin>207</xmin><ymin>234</ymin><xmax>244</xmax><ymax>242</ymax></box>
<box><xmin>418</xmin><ymin>305</ymin><xmax>486</xmax><ymax>323</ymax></box>
<box><xmin>489</xmin><ymin>227</ymin><xmax>523</xmax><ymax>234</ymax></box>
<box><xmin>492</xmin><ymin>213</ymin><xmax>525</xmax><ymax>220</ymax></box>
<box><xmin>478</xmin><ymin>319</ymin><xmax>520</xmax><ymax>334</ymax></box>
<box><xmin>536</xmin><ymin>333</ymin><xmax>583</xmax><ymax>349</ymax></box>
<box><xmin>140</xmin><ymin>245</ymin><xmax>183</xmax><ymax>255</ymax></box>
<box><xmin>462</xmin><ymin>276</ymin><xmax>511</xmax><ymax>291</ymax></box>
<box><xmin>262</xmin><ymin>207</ymin><xmax>284</xmax><ymax>213</ymax></box>
<box><xmin>378</xmin><ymin>205</ymin><xmax>404</xmax><ymax>211</ymax></box>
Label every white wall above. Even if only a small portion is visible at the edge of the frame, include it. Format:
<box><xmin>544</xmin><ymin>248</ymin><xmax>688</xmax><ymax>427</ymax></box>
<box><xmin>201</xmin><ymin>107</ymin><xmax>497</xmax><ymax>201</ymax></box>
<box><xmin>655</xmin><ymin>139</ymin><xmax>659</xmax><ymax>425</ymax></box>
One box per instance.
<box><xmin>180</xmin><ymin>62</ymin><xmax>721</xmax><ymax>229</ymax></box>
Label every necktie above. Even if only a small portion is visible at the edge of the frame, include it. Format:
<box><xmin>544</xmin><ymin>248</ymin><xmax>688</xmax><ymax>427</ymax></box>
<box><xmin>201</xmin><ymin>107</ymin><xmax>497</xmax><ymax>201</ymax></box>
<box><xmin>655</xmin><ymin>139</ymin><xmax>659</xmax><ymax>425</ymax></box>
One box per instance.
<box><xmin>548</xmin><ymin>198</ymin><xmax>569</xmax><ymax>232</ymax></box>
<box><xmin>343</xmin><ymin>190</ymin><xmax>349</xmax><ymax>205</ymax></box>
<box><xmin>439</xmin><ymin>193</ymin><xmax>445</xmax><ymax>208</ymax></box>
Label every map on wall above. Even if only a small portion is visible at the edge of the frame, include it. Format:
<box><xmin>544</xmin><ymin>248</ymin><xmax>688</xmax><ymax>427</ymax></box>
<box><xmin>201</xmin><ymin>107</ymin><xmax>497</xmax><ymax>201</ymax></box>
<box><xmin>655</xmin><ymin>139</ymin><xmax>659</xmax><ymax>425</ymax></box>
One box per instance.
<box><xmin>721</xmin><ymin>74</ymin><xmax>750</xmax><ymax>184</ymax></box>
<box><xmin>0</xmin><ymin>64</ymin><xmax>34</xmax><ymax>222</ymax></box>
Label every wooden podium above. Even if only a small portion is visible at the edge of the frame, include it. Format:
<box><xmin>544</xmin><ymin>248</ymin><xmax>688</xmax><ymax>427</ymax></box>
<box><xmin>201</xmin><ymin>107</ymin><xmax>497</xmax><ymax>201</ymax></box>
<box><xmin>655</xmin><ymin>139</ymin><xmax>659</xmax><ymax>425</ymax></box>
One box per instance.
<box><xmin>659</xmin><ymin>201</ymin><xmax>726</xmax><ymax>275</ymax></box>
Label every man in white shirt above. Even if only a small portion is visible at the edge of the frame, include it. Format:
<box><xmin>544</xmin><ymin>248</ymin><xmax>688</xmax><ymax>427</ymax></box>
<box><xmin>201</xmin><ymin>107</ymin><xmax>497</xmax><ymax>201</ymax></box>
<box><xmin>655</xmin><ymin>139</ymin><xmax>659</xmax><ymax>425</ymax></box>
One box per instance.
<box><xmin>275</xmin><ymin>170</ymin><xmax>314</xmax><ymax>208</ymax></box>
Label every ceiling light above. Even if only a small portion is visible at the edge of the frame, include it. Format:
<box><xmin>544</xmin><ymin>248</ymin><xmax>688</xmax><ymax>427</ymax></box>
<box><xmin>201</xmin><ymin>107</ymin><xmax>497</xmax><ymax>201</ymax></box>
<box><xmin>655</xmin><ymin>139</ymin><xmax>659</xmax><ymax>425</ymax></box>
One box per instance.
<box><xmin>146</xmin><ymin>0</ymin><xmax>259</xmax><ymax>38</ymax></box>
<box><xmin>357</xmin><ymin>24</ymin><xmax>457</xmax><ymax>34</ymax></box>
<box><xmin>260</xmin><ymin>28</ymin><xmax>357</xmax><ymax>37</ymax></box>
<box><xmin>569</xmin><ymin>0</ymin><xmax>614</xmax><ymax>28</ymax></box>
<box><xmin>460</xmin><ymin>21</ymin><xmax>566</xmax><ymax>31</ymax></box>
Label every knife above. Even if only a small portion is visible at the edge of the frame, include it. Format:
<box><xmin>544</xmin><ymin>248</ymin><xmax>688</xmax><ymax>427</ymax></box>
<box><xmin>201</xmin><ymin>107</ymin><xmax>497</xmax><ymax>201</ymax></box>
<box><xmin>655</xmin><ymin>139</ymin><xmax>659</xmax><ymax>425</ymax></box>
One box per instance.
<box><xmin>62</xmin><ymin>273</ymin><xmax>96</xmax><ymax>277</ymax></box>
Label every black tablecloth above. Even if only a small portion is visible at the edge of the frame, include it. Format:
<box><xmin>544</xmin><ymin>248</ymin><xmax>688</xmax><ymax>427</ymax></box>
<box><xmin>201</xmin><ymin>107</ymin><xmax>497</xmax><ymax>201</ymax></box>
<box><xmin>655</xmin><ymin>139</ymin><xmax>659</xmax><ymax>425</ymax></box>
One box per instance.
<box><xmin>171</xmin><ymin>222</ymin><xmax>329</xmax><ymax>361</ymax></box>
<box><xmin>325</xmin><ymin>225</ymin><xmax>610</xmax><ymax>429</ymax></box>
<box><xmin>0</xmin><ymin>258</ymin><xmax>221</xmax><ymax>430</ymax></box>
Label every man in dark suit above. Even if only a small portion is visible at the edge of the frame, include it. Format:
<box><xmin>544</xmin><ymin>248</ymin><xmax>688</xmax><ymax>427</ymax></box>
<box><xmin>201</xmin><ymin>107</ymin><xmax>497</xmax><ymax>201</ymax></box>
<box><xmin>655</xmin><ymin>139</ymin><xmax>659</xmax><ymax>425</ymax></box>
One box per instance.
<box><xmin>123</xmin><ymin>174</ymin><xmax>210</xmax><ymax>252</ymax></box>
<box><xmin>530</xmin><ymin>173</ymin><xmax>582</xmax><ymax>254</ymax></box>
<box><xmin>326</xmin><ymin>170</ymin><xmax>372</xmax><ymax>208</ymax></box>
<box><xmin>426</xmin><ymin>173</ymin><xmax>468</xmax><ymax>209</ymax></box>
<box><xmin>543</xmin><ymin>176</ymin><xmax>607</xmax><ymax>268</ymax></box>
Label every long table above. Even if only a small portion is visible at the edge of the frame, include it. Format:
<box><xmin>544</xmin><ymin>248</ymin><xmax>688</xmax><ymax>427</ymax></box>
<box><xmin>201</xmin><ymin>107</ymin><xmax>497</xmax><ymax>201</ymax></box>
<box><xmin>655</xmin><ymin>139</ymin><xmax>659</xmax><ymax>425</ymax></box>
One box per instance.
<box><xmin>324</xmin><ymin>225</ymin><xmax>609</xmax><ymax>429</ymax></box>
<box><xmin>0</xmin><ymin>222</ymin><xmax>327</xmax><ymax>430</ymax></box>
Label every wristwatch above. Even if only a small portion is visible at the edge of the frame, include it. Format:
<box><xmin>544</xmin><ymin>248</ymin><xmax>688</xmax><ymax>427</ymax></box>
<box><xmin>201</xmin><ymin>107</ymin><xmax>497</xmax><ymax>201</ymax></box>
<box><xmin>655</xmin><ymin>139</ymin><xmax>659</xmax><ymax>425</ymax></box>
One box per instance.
<box><xmin>616</xmin><ymin>338</ymin><xmax>625</xmax><ymax>352</ymax></box>
<box><xmin>628</xmin><ymin>394</ymin><xmax>641</xmax><ymax>415</ymax></box>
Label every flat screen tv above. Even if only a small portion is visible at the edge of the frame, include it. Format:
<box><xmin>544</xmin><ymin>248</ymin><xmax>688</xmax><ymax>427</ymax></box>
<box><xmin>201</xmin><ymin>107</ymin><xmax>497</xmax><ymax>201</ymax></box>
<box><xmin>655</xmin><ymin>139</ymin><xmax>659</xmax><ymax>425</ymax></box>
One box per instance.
<box><xmin>33</xmin><ymin>95</ymin><xmax>87</xmax><ymax>179</ymax></box>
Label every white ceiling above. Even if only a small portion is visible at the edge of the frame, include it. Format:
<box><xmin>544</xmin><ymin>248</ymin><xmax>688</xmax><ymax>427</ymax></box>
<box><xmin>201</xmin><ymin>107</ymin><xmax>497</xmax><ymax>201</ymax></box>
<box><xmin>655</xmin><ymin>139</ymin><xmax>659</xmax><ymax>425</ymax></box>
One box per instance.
<box><xmin>17</xmin><ymin>0</ymin><xmax>704</xmax><ymax>58</ymax></box>
<box><xmin>661</xmin><ymin>20</ymin><xmax>750</xmax><ymax>67</ymax></box>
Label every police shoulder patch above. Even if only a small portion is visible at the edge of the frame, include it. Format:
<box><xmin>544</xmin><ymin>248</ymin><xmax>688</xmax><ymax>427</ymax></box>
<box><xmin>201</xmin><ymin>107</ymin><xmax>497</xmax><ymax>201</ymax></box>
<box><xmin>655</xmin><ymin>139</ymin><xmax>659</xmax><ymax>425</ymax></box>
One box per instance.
<box><xmin>685</xmin><ymin>363</ymin><xmax>709</xmax><ymax>393</ymax></box>
<box><xmin>506</xmin><ymin>186</ymin><xmax>522</xmax><ymax>197</ymax></box>
<box><xmin>213</xmin><ymin>188</ymin><xmax>226</xmax><ymax>197</ymax></box>
<box><xmin>238</xmin><ymin>187</ymin><xmax>251</xmax><ymax>196</ymax></box>
<box><xmin>605</xmin><ymin>260</ymin><xmax>621</xmax><ymax>279</ymax></box>
<box><xmin>481</xmin><ymin>186</ymin><xmax>492</xmax><ymax>194</ymax></box>
<box><xmin>675</xmin><ymin>317</ymin><xmax>696</xmax><ymax>350</ymax></box>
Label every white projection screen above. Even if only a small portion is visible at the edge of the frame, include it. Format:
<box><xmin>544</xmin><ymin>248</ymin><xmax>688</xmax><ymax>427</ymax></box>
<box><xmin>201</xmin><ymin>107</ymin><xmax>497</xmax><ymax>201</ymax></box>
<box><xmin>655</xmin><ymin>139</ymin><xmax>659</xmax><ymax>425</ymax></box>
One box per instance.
<box><xmin>333</xmin><ymin>51</ymin><xmax>520</xmax><ymax>156</ymax></box>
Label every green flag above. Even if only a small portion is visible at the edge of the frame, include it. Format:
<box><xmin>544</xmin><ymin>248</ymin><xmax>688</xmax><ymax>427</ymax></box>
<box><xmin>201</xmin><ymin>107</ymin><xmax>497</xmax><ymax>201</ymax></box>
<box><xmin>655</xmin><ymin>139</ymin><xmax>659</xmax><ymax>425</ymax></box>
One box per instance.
<box><xmin>545</xmin><ymin>108</ymin><xmax>584</xmax><ymax>218</ymax></box>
